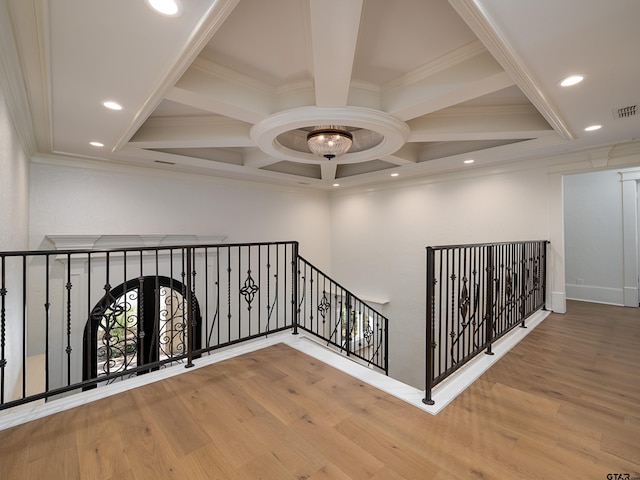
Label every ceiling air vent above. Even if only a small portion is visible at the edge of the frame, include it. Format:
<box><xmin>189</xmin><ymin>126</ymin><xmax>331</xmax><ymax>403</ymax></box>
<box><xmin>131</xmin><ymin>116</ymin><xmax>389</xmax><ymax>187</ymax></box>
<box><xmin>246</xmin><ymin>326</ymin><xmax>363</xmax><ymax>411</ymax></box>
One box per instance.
<box><xmin>613</xmin><ymin>104</ymin><xmax>637</xmax><ymax>119</ymax></box>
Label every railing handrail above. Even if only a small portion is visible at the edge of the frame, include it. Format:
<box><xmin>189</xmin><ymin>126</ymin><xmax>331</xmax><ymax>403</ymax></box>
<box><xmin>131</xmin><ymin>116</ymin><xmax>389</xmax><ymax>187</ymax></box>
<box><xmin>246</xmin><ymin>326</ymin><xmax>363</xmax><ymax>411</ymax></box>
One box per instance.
<box><xmin>0</xmin><ymin>240</ymin><xmax>298</xmax><ymax>258</ymax></box>
<box><xmin>428</xmin><ymin>239</ymin><xmax>550</xmax><ymax>251</ymax></box>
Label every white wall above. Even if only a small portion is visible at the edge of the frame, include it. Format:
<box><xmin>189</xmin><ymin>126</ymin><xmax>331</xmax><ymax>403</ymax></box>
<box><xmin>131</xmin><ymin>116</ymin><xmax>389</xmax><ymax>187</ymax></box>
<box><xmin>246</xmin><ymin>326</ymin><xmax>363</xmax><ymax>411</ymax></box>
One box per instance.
<box><xmin>563</xmin><ymin>169</ymin><xmax>628</xmax><ymax>305</ymax></box>
<box><xmin>0</xmin><ymin>73</ymin><xmax>30</xmax><ymax>402</ymax></box>
<box><xmin>29</xmin><ymin>159</ymin><xmax>331</xmax><ymax>266</ymax></box>
<box><xmin>330</xmin><ymin>167</ymin><xmax>555</xmax><ymax>388</ymax></box>
<box><xmin>27</xmin><ymin>159</ymin><xmax>333</xmax><ymax>391</ymax></box>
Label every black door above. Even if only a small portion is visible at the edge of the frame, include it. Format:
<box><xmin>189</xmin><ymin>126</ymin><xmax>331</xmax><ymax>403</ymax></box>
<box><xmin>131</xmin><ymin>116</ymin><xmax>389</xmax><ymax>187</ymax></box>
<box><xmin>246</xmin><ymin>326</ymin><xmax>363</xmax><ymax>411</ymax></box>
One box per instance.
<box><xmin>83</xmin><ymin>276</ymin><xmax>201</xmax><ymax>384</ymax></box>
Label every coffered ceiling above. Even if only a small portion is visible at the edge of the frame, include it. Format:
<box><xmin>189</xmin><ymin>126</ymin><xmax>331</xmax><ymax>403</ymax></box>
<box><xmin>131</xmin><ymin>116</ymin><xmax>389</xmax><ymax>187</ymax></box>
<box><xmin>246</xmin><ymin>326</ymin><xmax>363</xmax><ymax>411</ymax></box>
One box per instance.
<box><xmin>7</xmin><ymin>0</ymin><xmax>640</xmax><ymax>188</ymax></box>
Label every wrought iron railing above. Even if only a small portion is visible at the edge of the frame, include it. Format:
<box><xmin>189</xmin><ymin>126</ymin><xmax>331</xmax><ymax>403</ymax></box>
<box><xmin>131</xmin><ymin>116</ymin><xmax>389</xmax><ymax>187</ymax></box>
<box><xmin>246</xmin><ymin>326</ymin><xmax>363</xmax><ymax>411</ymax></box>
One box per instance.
<box><xmin>423</xmin><ymin>240</ymin><xmax>548</xmax><ymax>404</ymax></box>
<box><xmin>0</xmin><ymin>240</ymin><xmax>389</xmax><ymax>411</ymax></box>
<box><xmin>297</xmin><ymin>256</ymin><xmax>388</xmax><ymax>373</ymax></box>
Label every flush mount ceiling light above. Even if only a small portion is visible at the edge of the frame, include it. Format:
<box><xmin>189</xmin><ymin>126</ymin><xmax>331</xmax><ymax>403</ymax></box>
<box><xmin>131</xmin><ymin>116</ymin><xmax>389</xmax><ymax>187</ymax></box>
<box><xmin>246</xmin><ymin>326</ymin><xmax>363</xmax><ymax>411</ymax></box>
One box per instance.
<box><xmin>559</xmin><ymin>74</ymin><xmax>585</xmax><ymax>87</ymax></box>
<box><xmin>307</xmin><ymin>126</ymin><xmax>353</xmax><ymax>160</ymax></box>
<box><xmin>89</xmin><ymin>141</ymin><xmax>104</xmax><ymax>147</ymax></box>
<box><xmin>146</xmin><ymin>0</ymin><xmax>182</xmax><ymax>16</ymax></box>
<box><xmin>584</xmin><ymin>124</ymin><xmax>602</xmax><ymax>131</ymax></box>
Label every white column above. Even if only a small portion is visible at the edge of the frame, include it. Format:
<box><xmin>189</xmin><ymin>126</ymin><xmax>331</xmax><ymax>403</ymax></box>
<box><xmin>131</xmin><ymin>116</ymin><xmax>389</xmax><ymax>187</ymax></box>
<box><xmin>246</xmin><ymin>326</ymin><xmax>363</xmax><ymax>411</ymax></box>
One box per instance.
<box><xmin>620</xmin><ymin>171</ymin><xmax>640</xmax><ymax>307</ymax></box>
<box><xmin>548</xmin><ymin>172</ymin><xmax>566</xmax><ymax>313</ymax></box>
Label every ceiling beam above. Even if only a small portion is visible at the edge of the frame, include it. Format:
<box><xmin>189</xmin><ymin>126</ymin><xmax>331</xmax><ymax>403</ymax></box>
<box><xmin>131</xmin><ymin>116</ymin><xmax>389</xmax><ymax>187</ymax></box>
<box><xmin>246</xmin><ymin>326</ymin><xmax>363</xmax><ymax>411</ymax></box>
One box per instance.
<box><xmin>381</xmin><ymin>144</ymin><xmax>421</xmax><ymax>165</ymax></box>
<box><xmin>128</xmin><ymin>116</ymin><xmax>253</xmax><ymax>149</ymax></box>
<box><xmin>167</xmin><ymin>60</ymin><xmax>274</xmax><ymax>125</ymax></box>
<box><xmin>243</xmin><ymin>148</ymin><xmax>280</xmax><ymax>168</ymax></box>
<box><xmin>320</xmin><ymin>162</ymin><xmax>337</xmax><ymax>181</ymax></box>
<box><xmin>448</xmin><ymin>0</ymin><xmax>573</xmax><ymax>140</ymax></box>
<box><xmin>309</xmin><ymin>0</ymin><xmax>363</xmax><ymax>107</ymax></box>
<box><xmin>382</xmin><ymin>52</ymin><xmax>514</xmax><ymax>121</ymax></box>
<box><xmin>113</xmin><ymin>0</ymin><xmax>242</xmax><ymax>150</ymax></box>
<box><xmin>407</xmin><ymin>105</ymin><xmax>555</xmax><ymax>142</ymax></box>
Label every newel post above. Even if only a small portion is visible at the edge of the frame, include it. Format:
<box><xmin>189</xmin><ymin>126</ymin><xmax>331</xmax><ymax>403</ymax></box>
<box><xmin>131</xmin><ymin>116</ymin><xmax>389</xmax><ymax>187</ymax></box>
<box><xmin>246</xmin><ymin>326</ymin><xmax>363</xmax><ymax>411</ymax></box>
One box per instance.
<box><xmin>423</xmin><ymin>246</ymin><xmax>435</xmax><ymax>406</ymax></box>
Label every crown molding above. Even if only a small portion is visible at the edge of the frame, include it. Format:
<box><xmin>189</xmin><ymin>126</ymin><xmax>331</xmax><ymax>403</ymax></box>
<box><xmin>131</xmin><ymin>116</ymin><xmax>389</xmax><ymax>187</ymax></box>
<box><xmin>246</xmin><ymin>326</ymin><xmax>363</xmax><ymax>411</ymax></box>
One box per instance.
<box><xmin>31</xmin><ymin>151</ymin><xmax>332</xmax><ymax>195</ymax></box>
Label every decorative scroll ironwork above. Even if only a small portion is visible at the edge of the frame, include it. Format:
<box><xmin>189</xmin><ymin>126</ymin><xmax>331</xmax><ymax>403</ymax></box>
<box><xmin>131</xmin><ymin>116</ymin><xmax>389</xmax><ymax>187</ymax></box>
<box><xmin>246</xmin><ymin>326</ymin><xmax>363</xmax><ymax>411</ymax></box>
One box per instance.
<box><xmin>94</xmin><ymin>288</ymin><xmax>139</xmax><ymax>382</ymax></box>
<box><xmin>318</xmin><ymin>291</ymin><xmax>331</xmax><ymax>322</ymax></box>
<box><xmin>425</xmin><ymin>240</ymin><xmax>548</xmax><ymax>405</ymax></box>
<box><xmin>240</xmin><ymin>270</ymin><xmax>259</xmax><ymax>309</ymax></box>
<box><xmin>158</xmin><ymin>286</ymin><xmax>187</xmax><ymax>359</ymax></box>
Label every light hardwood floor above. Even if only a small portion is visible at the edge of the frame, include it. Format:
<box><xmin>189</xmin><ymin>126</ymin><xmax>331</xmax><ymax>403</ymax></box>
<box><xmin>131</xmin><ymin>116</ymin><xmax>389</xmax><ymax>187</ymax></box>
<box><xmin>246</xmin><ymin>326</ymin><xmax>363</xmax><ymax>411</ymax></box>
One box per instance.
<box><xmin>1</xmin><ymin>300</ymin><xmax>639</xmax><ymax>479</ymax></box>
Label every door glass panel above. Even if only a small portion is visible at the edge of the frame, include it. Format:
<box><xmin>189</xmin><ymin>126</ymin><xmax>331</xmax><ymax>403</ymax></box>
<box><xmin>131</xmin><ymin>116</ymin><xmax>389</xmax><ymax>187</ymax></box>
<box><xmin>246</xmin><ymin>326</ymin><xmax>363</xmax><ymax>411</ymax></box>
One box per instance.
<box><xmin>96</xmin><ymin>289</ymin><xmax>139</xmax><ymax>380</ymax></box>
<box><xmin>159</xmin><ymin>286</ymin><xmax>187</xmax><ymax>359</ymax></box>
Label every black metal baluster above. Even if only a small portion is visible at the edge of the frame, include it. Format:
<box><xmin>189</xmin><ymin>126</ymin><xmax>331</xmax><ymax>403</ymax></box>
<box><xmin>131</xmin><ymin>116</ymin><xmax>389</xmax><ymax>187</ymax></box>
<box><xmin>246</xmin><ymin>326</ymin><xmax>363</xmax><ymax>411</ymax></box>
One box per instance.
<box><xmin>186</xmin><ymin>247</ymin><xmax>194</xmax><ymax>368</ymax></box>
<box><xmin>45</xmin><ymin>254</ymin><xmax>51</xmax><ymax>396</ymax></box>
<box><xmin>266</xmin><ymin>245</ymin><xmax>271</xmax><ymax>332</ymax></box>
<box><xmin>283</xmin><ymin>243</ymin><xmax>288</xmax><ymax>327</ymax></box>
<box><xmin>216</xmin><ymin>246</ymin><xmax>221</xmax><ymax>346</ymax></box>
<box><xmin>227</xmin><ymin>246</ymin><xmax>231</xmax><ymax>344</ymax></box>
<box><xmin>292</xmin><ymin>242</ymin><xmax>298</xmax><ymax>335</ymax></box>
<box><xmin>21</xmin><ymin>255</ymin><xmax>27</xmax><ymax>398</ymax></box>
<box><xmin>0</xmin><ymin>256</ymin><xmax>6</xmax><ymax>404</ymax></box>
<box><xmin>437</xmin><ymin>249</ymin><xmax>443</xmax><ymax>380</ymax></box>
<box><xmin>258</xmin><ymin>245</ymin><xmax>261</xmax><ymax>335</ymax></box>
<box><xmin>237</xmin><ymin>246</ymin><xmax>241</xmax><ymax>340</ymax></box>
<box><xmin>137</xmin><ymin>251</ymin><xmax>145</xmax><ymax>371</ymax></box>
<box><xmin>65</xmin><ymin>253</ymin><xmax>73</xmax><ymax>385</ymax></box>
<box><xmin>275</xmin><ymin>245</ymin><xmax>280</xmax><ymax>329</ymax></box>
<box><xmin>485</xmin><ymin>246</ymin><xmax>495</xmax><ymax>356</ymax></box>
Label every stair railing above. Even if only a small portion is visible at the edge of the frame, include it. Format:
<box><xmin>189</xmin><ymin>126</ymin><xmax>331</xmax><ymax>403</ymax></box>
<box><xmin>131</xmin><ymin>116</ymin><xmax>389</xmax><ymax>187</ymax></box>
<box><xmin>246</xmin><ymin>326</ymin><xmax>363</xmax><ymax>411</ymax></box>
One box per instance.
<box><xmin>297</xmin><ymin>256</ymin><xmax>388</xmax><ymax>374</ymax></box>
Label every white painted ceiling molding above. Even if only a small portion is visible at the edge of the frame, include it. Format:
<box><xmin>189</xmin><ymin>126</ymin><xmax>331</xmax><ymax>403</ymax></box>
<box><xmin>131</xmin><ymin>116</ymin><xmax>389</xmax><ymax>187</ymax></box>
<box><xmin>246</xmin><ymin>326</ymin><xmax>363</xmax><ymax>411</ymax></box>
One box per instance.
<box><xmin>446</xmin><ymin>0</ymin><xmax>572</xmax><ymax>140</ymax></box>
<box><xmin>250</xmin><ymin>106</ymin><xmax>410</xmax><ymax>165</ymax></box>
<box><xmin>8</xmin><ymin>0</ymin><xmax>640</xmax><ymax>188</ymax></box>
<box><xmin>46</xmin><ymin>234</ymin><xmax>228</xmax><ymax>251</ymax></box>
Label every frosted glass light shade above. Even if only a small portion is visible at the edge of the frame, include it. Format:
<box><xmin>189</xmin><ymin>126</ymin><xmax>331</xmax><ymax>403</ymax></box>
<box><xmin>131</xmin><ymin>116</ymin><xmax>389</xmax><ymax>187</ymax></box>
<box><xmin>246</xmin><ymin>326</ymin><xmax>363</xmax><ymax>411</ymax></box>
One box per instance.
<box><xmin>307</xmin><ymin>126</ymin><xmax>353</xmax><ymax>159</ymax></box>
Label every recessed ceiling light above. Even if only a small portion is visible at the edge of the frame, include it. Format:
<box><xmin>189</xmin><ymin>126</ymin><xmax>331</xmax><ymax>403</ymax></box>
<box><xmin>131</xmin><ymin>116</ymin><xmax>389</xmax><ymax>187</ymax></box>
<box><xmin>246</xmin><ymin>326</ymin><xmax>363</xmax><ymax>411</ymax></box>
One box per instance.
<box><xmin>332</xmin><ymin>183</ymin><xmax>340</xmax><ymax>187</ymax></box>
<box><xmin>89</xmin><ymin>141</ymin><xmax>104</xmax><ymax>147</ymax></box>
<box><xmin>103</xmin><ymin>101</ymin><xmax>122</xmax><ymax>111</ymax></box>
<box><xmin>146</xmin><ymin>0</ymin><xmax>182</xmax><ymax>16</ymax></box>
<box><xmin>464</xmin><ymin>159</ymin><xmax>474</xmax><ymax>164</ymax></box>
<box><xmin>559</xmin><ymin>74</ymin><xmax>585</xmax><ymax>87</ymax></box>
<box><xmin>584</xmin><ymin>124</ymin><xmax>602</xmax><ymax>132</ymax></box>
<box><xmin>390</xmin><ymin>173</ymin><xmax>399</xmax><ymax>177</ymax></box>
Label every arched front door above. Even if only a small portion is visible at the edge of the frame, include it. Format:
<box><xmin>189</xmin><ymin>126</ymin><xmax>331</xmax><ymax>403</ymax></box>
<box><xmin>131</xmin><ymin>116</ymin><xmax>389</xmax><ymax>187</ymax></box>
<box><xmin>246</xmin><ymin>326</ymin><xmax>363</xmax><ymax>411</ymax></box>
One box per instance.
<box><xmin>83</xmin><ymin>276</ymin><xmax>202</xmax><ymax>384</ymax></box>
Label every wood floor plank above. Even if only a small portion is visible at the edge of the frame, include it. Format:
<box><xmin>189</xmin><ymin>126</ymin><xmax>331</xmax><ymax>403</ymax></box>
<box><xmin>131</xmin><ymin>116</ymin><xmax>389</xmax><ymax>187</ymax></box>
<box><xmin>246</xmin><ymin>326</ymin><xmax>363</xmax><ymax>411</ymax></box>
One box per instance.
<box><xmin>290</xmin><ymin>411</ymin><xmax>387</xmax><ymax>479</ymax></box>
<box><xmin>1</xmin><ymin>300</ymin><xmax>639</xmax><ymax>479</ymax></box>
